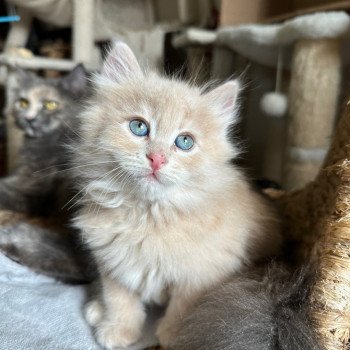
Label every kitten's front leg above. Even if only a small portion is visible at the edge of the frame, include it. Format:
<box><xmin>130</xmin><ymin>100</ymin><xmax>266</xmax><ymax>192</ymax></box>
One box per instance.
<box><xmin>85</xmin><ymin>276</ymin><xmax>146</xmax><ymax>349</ymax></box>
<box><xmin>156</xmin><ymin>286</ymin><xmax>200</xmax><ymax>348</ymax></box>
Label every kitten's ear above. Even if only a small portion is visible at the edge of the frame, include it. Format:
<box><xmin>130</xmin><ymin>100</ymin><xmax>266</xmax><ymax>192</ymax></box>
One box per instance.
<box><xmin>205</xmin><ymin>80</ymin><xmax>240</xmax><ymax>123</ymax></box>
<box><xmin>100</xmin><ymin>40</ymin><xmax>142</xmax><ymax>82</ymax></box>
<box><xmin>61</xmin><ymin>64</ymin><xmax>87</xmax><ymax>97</ymax></box>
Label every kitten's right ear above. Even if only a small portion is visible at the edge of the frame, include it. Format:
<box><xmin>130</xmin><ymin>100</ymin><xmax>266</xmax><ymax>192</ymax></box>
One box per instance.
<box><xmin>205</xmin><ymin>80</ymin><xmax>240</xmax><ymax>124</ymax></box>
<box><xmin>100</xmin><ymin>40</ymin><xmax>142</xmax><ymax>83</ymax></box>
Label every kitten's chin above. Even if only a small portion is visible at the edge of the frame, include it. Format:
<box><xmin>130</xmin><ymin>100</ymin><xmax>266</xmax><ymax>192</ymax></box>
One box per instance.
<box><xmin>143</xmin><ymin>171</ymin><xmax>175</xmax><ymax>187</ymax></box>
<box><xmin>139</xmin><ymin>172</ymin><xmax>173</xmax><ymax>198</ymax></box>
<box><xmin>146</xmin><ymin>173</ymin><xmax>160</xmax><ymax>182</ymax></box>
<box><xmin>143</xmin><ymin>173</ymin><xmax>164</xmax><ymax>187</ymax></box>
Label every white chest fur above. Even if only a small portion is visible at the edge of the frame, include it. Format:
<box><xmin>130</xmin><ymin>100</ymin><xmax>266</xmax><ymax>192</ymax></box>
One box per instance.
<box><xmin>76</xmin><ymin>197</ymin><xmax>252</xmax><ymax>304</ymax></box>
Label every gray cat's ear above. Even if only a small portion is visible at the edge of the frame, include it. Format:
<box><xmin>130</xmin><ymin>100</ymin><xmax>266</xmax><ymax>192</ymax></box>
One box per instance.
<box><xmin>100</xmin><ymin>40</ymin><xmax>142</xmax><ymax>82</ymax></box>
<box><xmin>61</xmin><ymin>64</ymin><xmax>87</xmax><ymax>97</ymax></box>
<box><xmin>6</xmin><ymin>67</ymin><xmax>34</xmax><ymax>93</ymax></box>
<box><xmin>11</xmin><ymin>67</ymin><xmax>36</xmax><ymax>82</ymax></box>
<box><xmin>205</xmin><ymin>80</ymin><xmax>240</xmax><ymax>123</ymax></box>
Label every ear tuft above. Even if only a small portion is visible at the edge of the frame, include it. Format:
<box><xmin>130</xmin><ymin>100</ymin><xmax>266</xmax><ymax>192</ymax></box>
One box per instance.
<box><xmin>100</xmin><ymin>40</ymin><xmax>142</xmax><ymax>83</ymax></box>
<box><xmin>205</xmin><ymin>80</ymin><xmax>240</xmax><ymax>122</ymax></box>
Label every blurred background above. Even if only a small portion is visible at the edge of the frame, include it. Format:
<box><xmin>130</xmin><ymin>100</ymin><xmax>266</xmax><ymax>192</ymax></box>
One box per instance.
<box><xmin>0</xmin><ymin>0</ymin><xmax>350</xmax><ymax>191</ymax></box>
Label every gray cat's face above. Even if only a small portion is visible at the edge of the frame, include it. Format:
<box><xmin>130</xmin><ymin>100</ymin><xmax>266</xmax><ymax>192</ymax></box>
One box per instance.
<box><xmin>14</xmin><ymin>84</ymin><xmax>65</xmax><ymax>137</ymax></box>
<box><xmin>7</xmin><ymin>65</ymin><xmax>87</xmax><ymax>137</ymax></box>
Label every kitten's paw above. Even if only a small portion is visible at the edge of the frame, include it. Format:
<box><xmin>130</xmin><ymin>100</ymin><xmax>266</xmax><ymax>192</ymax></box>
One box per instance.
<box><xmin>156</xmin><ymin>319</ymin><xmax>177</xmax><ymax>348</ymax></box>
<box><xmin>95</xmin><ymin>321</ymin><xmax>142</xmax><ymax>349</ymax></box>
<box><xmin>85</xmin><ymin>300</ymin><xmax>103</xmax><ymax>326</ymax></box>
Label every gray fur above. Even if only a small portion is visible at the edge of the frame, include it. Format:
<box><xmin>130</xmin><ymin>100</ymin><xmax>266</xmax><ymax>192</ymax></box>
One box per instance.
<box><xmin>0</xmin><ymin>66</ymin><xmax>96</xmax><ymax>283</ymax></box>
<box><xmin>0</xmin><ymin>65</ymin><xmax>87</xmax><ymax>215</ymax></box>
<box><xmin>7</xmin><ymin>65</ymin><xmax>87</xmax><ymax>138</ymax></box>
<box><xmin>170</xmin><ymin>264</ymin><xmax>324</xmax><ymax>350</ymax></box>
<box><xmin>0</xmin><ymin>216</ymin><xmax>96</xmax><ymax>283</ymax></box>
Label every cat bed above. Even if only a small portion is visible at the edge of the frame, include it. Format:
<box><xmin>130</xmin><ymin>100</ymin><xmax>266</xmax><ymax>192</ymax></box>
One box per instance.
<box><xmin>266</xmin><ymin>94</ymin><xmax>350</xmax><ymax>349</ymax></box>
<box><xmin>0</xmin><ymin>252</ymin><xmax>160</xmax><ymax>350</ymax></box>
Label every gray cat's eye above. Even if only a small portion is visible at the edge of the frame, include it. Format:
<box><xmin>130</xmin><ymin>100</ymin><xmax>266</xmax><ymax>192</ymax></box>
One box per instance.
<box><xmin>43</xmin><ymin>100</ymin><xmax>59</xmax><ymax>111</ymax></box>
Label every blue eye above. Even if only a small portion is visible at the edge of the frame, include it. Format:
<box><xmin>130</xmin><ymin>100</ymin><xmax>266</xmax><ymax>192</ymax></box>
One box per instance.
<box><xmin>175</xmin><ymin>134</ymin><xmax>194</xmax><ymax>151</ymax></box>
<box><xmin>129</xmin><ymin>119</ymin><xmax>149</xmax><ymax>137</ymax></box>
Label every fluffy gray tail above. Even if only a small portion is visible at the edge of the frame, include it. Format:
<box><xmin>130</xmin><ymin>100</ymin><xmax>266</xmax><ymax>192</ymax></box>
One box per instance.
<box><xmin>170</xmin><ymin>263</ymin><xmax>323</xmax><ymax>350</ymax></box>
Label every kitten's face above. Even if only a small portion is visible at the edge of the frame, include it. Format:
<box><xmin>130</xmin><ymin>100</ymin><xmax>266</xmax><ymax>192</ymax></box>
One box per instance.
<box><xmin>8</xmin><ymin>65</ymin><xmax>87</xmax><ymax>137</ymax></box>
<box><xmin>83</xmin><ymin>42</ymin><xmax>239</xmax><ymax>201</ymax></box>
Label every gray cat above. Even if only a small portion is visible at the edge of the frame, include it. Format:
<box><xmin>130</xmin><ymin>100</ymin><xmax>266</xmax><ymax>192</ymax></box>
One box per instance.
<box><xmin>0</xmin><ymin>66</ymin><xmax>96</xmax><ymax>283</ymax></box>
<box><xmin>0</xmin><ymin>65</ymin><xmax>86</xmax><ymax>215</ymax></box>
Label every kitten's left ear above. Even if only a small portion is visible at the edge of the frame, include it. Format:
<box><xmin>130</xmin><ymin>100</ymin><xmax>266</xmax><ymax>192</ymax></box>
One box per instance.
<box><xmin>61</xmin><ymin>64</ymin><xmax>88</xmax><ymax>97</ymax></box>
<box><xmin>100</xmin><ymin>40</ymin><xmax>143</xmax><ymax>83</ymax></box>
<box><xmin>205</xmin><ymin>80</ymin><xmax>240</xmax><ymax>123</ymax></box>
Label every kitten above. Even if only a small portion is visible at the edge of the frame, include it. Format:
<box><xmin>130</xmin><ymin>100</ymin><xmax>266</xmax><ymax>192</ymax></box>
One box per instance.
<box><xmin>73</xmin><ymin>41</ymin><xmax>281</xmax><ymax>349</ymax></box>
<box><xmin>1</xmin><ymin>64</ymin><xmax>87</xmax><ymax>215</ymax></box>
<box><xmin>0</xmin><ymin>65</ymin><xmax>94</xmax><ymax>283</ymax></box>
<box><xmin>170</xmin><ymin>263</ymin><xmax>324</xmax><ymax>350</ymax></box>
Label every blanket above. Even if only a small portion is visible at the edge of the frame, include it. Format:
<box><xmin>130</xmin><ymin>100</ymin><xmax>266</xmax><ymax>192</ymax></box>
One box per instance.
<box><xmin>0</xmin><ymin>252</ymin><xmax>160</xmax><ymax>350</ymax></box>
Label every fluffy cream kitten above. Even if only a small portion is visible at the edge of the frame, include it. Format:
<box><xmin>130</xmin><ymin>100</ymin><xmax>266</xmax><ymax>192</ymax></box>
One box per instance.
<box><xmin>73</xmin><ymin>41</ymin><xmax>281</xmax><ymax>349</ymax></box>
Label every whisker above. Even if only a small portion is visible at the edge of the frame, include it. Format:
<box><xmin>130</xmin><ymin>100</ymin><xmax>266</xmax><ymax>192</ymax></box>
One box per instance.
<box><xmin>93</xmin><ymin>170</ymin><xmax>125</xmax><ymax>218</ymax></box>
<box><xmin>63</xmin><ymin>167</ymin><xmax>120</xmax><ymax>210</ymax></box>
<box><xmin>33</xmin><ymin>161</ymin><xmax>119</xmax><ymax>180</ymax></box>
<box><xmin>61</xmin><ymin>120</ymin><xmax>87</xmax><ymax>142</ymax></box>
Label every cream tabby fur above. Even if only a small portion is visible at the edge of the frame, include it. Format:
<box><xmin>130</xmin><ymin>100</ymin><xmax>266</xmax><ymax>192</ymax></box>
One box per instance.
<box><xmin>73</xmin><ymin>41</ymin><xmax>281</xmax><ymax>349</ymax></box>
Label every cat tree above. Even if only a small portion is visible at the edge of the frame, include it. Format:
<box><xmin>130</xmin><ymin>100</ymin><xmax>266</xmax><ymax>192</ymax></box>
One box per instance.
<box><xmin>173</xmin><ymin>14</ymin><xmax>350</xmax><ymax>347</ymax></box>
<box><xmin>173</xmin><ymin>11</ymin><xmax>349</xmax><ymax>190</ymax></box>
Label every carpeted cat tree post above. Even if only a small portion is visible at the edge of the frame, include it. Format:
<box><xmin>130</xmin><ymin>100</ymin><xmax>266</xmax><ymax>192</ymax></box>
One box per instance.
<box><xmin>270</xmin><ymin>94</ymin><xmax>350</xmax><ymax>350</ymax></box>
<box><xmin>285</xmin><ymin>38</ymin><xmax>341</xmax><ymax>190</ymax></box>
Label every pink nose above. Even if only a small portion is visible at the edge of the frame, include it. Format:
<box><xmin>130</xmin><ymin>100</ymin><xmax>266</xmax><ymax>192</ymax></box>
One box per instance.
<box><xmin>147</xmin><ymin>153</ymin><xmax>166</xmax><ymax>171</ymax></box>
